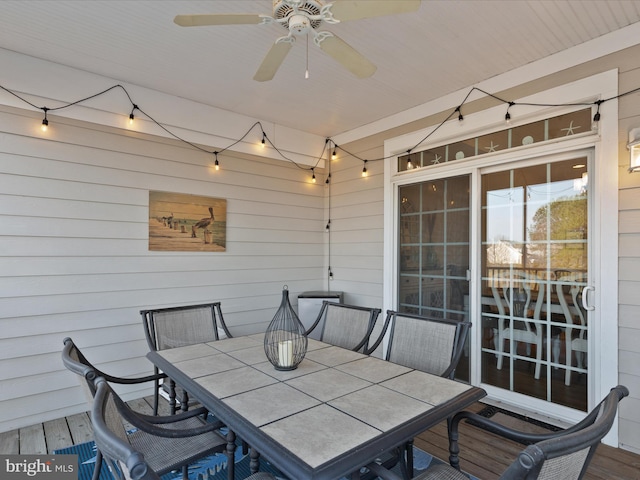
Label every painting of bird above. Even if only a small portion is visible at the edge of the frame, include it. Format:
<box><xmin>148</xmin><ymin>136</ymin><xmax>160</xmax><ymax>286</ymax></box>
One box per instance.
<box><xmin>192</xmin><ymin>207</ymin><xmax>214</xmax><ymax>238</ymax></box>
<box><xmin>149</xmin><ymin>191</ymin><xmax>225</xmax><ymax>252</ymax></box>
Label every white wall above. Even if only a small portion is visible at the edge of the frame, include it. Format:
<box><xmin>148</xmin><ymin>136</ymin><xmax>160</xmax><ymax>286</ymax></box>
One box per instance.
<box><xmin>617</xmin><ymin>59</ymin><xmax>640</xmax><ymax>454</ymax></box>
<box><xmin>0</xmin><ymin>105</ymin><xmax>326</xmax><ymax>432</ymax></box>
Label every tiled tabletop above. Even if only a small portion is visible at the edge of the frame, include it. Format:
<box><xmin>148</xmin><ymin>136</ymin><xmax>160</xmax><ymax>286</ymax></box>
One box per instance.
<box><xmin>148</xmin><ymin>335</ymin><xmax>485</xmax><ymax>480</ymax></box>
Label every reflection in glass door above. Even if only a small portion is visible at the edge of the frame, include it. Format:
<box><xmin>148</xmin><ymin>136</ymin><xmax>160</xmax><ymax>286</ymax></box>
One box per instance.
<box><xmin>480</xmin><ymin>157</ymin><xmax>589</xmax><ymax>411</ymax></box>
<box><xmin>398</xmin><ymin>175</ymin><xmax>470</xmax><ymax>382</ymax></box>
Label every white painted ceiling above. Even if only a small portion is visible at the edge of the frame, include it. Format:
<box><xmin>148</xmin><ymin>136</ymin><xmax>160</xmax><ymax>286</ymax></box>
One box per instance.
<box><xmin>1</xmin><ymin>1</ymin><xmax>640</xmax><ymax>138</ymax></box>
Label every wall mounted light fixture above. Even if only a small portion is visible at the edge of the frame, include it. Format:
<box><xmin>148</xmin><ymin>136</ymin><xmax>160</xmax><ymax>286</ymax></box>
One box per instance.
<box><xmin>628</xmin><ymin>127</ymin><xmax>640</xmax><ymax>173</ymax></box>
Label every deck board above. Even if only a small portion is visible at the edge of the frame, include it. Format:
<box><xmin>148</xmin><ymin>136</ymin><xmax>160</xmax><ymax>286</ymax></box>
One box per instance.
<box><xmin>0</xmin><ymin>429</ymin><xmax>19</xmax><ymax>455</ymax></box>
<box><xmin>19</xmin><ymin>423</ymin><xmax>46</xmax><ymax>454</ymax></box>
<box><xmin>43</xmin><ymin>417</ymin><xmax>73</xmax><ymax>454</ymax></box>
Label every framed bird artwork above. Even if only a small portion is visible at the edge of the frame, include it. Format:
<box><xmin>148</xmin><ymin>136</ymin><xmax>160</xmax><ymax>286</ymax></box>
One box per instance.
<box><xmin>148</xmin><ymin>191</ymin><xmax>226</xmax><ymax>251</ymax></box>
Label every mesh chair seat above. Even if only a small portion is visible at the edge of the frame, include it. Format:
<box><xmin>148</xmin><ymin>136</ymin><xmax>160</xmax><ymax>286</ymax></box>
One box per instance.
<box><xmin>92</xmin><ymin>377</ymin><xmax>231</xmax><ymax>480</ymax></box>
<box><xmin>127</xmin><ymin>415</ymin><xmax>227</xmax><ymax>476</ymax></box>
<box><xmin>305</xmin><ymin>301</ymin><xmax>381</xmax><ymax>353</ymax></box>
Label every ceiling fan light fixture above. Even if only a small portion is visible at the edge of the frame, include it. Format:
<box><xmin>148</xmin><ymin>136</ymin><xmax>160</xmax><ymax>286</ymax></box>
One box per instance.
<box><xmin>176</xmin><ymin>0</ymin><xmax>420</xmax><ymax>81</ymax></box>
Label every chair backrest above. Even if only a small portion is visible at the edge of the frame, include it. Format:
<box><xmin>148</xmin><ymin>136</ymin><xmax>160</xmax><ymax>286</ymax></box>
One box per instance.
<box><xmin>499</xmin><ymin>385</ymin><xmax>628</xmax><ymax>480</ymax></box>
<box><xmin>306</xmin><ymin>301</ymin><xmax>381</xmax><ymax>352</ymax></box>
<box><xmin>556</xmin><ymin>272</ymin><xmax>587</xmax><ymax>334</ymax></box>
<box><xmin>141</xmin><ymin>302</ymin><xmax>231</xmax><ymax>352</ymax></box>
<box><xmin>491</xmin><ymin>270</ymin><xmax>546</xmax><ymax>331</ymax></box>
<box><xmin>382</xmin><ymin>310</ymin><xmax>470</xmax><ymax>378</ymax></box>
<box><xmin>91</xmin><ymin>377</ymin><xmax>161</xmax><ymax>480</ymax></box>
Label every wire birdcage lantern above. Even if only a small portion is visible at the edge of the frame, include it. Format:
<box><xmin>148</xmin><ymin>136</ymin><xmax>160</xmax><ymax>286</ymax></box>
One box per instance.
<box><xmin>264</xmin><ymin>285</ymin><xmax>308</xmax><ymax>370</ymax></box>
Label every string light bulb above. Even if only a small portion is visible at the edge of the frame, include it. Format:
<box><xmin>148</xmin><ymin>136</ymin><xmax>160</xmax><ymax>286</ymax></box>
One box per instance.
<box><xmin>325</xmin><ymin>173</ymin><xmax>331</xmax><ymax>184</ymax></box>
<box><xmin>592</xmin><ymin>100</ymin><xmax>602</xmax><ymax>130</ymax></box>
<box><xmin>406</xmin><ymin>156</ymin><xmax>414</xmax><ymax>170</ymax></box>
<box><xmin>505</xmin><ymin>102</ymin><xmax>514</xmax><ymax>125</ymax></box>
<box><xmin>311</xmin><ymin>168</ymin><xmax>316</xmax><ymax>183</ymax></box>
<box><xmin>456</xmin><ymin>106</ymin><xmax>464</xmax><ymax>122</ymax></box>
<box><xmin>261</xmin><ymin>132</ymin><xmax>266</xmax><ymax>148</ymax></box>
<box><xmin>129</xmin><ymin>104</ymin><xmax>138</xmax><ymax>125</ymax></box>
<box><xmin>362</xmin><ymin>160</ymin><xmax>368</xmax><ymax>177</ymax></box>
<box><xmin>332</xmin><ymin>145</ymin><xmax>337</xmax><ymax>160</ymax></box>
<box><xmin>41</xmin><ymin>108</ymin><xmax>49</xmax><ymax>132</ymax></box>
<box><xmin>214</xmin><ymin>152</ymin><xmax>220</xmax><ymax>171</ymax></box>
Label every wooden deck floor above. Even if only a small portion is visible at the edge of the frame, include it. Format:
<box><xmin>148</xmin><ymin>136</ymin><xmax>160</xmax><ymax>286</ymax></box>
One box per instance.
<box><xmin>2</xmin><ymin>397</ymin><xmax>639</xmax><ymax>479</ymax></box>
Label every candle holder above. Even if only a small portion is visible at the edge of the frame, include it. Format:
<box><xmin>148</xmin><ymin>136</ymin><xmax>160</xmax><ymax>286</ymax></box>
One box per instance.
<box><xmin>264</xmin><ymin>286</ymin><xmax>308</xmax><ymax>371</ymax></box>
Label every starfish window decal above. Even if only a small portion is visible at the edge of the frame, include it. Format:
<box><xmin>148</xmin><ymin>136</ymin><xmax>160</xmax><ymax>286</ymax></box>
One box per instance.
<box><xmin>431</xmin><ymin>153</ymin><xmax>442</xmax><ymax>165</ymax></box>
<box><xmin>484</xmin><ymin>141</ymin><xmax>499</xmax><ymax>153</ymax></box>
<box><xmin>561</xmin><ymin>120</ymin><xmax>582</xmax><ymax>136</ymax></box>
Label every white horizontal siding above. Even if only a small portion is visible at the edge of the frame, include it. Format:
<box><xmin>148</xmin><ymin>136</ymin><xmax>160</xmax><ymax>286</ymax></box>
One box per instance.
<box><xmin>324</xmin><ymin>155</ymin><xmax>384</xmax><ymax>307</ymax></box>
<box><xmin>616</xmin><ymin>60</ymin><xmax>640</xmax><ymax>452</ymax></box>
<box><xmin>0</xmin><ymin>106</ymin><xmax>325</xmax><ymax>431</ymax></box>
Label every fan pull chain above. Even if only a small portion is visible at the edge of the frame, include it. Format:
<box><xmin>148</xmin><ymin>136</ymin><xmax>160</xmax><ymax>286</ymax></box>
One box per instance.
<box><xmin>305</xmin><ymin>34</ymin><xmax>309</xmax><ymax>79</ymax></box>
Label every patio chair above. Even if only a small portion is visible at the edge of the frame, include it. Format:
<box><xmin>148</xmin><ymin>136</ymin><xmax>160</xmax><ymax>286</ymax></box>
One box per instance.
<box><xmin>90</xmin><ymin>376</ymin><xmax>239</xmax><ymax>480</ymax></box>
<box><xmin>364</xmin><ymin>385</ymin><xmax>628</xmax><ymax>480</ymax></box>
<box><xmin>304</xmin><ymin>301</ymin><xmax>381</xmax><ymax>353</ymax></box>
<box><xmin>141</xmin><ymin>302</ymin><xmax>232</xmax><ymax>414</ymax></box>
<box><xmin>363</xmin><ymin>310</ymin><xmax>471</xmax><ymax>477</ymax></box>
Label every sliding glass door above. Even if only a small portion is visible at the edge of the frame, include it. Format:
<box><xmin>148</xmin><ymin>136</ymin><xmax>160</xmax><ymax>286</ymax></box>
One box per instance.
<box><xmin>480</xmin><ymin>156</ymin><xmax>590</xmax><ymax>411</ymax></box>
<box><xmin>398</xmin><ymin>174</ymin><xmax>471</xmax><ymax>382</ymax></box>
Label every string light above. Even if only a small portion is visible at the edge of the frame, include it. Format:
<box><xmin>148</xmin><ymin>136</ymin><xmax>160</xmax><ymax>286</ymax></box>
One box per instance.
<box><xmin>505</xmin><ymin>102</ymin><xmax>514</xmax><ymax>125</ymax></box>
<box><xmin>325</xmin><ymin>219</ymin><xmax>331</xmax><ymax>231</ymax></box>
<box><xmin>311</xmin><ymin>168</ymin><xmax>316</xmax><ymax>183</ymax></box>
<box><xmin>406</xmin><ymin>152</ymin><xmax>414</xmax><ymax>170</ymax></box>
<box><xmin>214</xmin><ymin>152</ymin><xmax>220</xmax><ymax>171</ymax></box>
<box><xmin>40</xmin><ymin>107</ymin><xmax>49</xmax><ymax>132</ymax></box>
<box><xmin>3</xmin><ymin>81</ymin><xmax>640</xmax><ymax>185</ymax></box>
<box><xmin>325</xmin><ymin>173</ymin><xmax>331</xmax><ymax>184</ymax></box>
<box><xmin>362</xmin><ymin>160</ymin><xmax>368</xmax><ymax>177</ymax></box>
<box><xmin>592</xmin><ymin>99</ymin><xmax>603</xmax><ymax>130</ymax></box>
<box><xmin>129</xmin><ymin>104</ymin><xmax>137</xmax><ymax>125</ymax></box>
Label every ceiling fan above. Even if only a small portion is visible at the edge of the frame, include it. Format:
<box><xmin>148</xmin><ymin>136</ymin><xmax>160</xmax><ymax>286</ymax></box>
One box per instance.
<box><xmin>174</xmin><ymin>0</ymin><xmax>421</xmax><ymax>82</ymax></box>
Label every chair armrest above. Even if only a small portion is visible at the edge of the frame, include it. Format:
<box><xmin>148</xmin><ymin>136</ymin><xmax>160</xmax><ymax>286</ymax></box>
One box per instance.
<box><xmin>364</xmin><ymin>311</ymin><xmax>393</xmax><ymax>355</ymax></box>
<box><xmin>100</xmin><ymin>371</ymin><xmax>167</xmax><ymax>386</ymax></box>
<box><xmin>451</xmin><ymin>411</ymin><xmax>562</xmax><ymax>445</ymax></box>
<box><xmin>132</xmin><ymin>406</ymin><xmax>220</xmax><ymax>426</ymax></box>
<box><xmin>447</xmin><ymin>410</ymin><xmax>563</xmax><ymax>470</ymax></box>
<box><xmin>114</xmin><ymin>396</ymin><xmax>225</xmax><ymax>438</ymax></box>
<box><xmin>303</xmin><ymin>301</ymin><xmax>328</xmax><ymax>336</ymax></box>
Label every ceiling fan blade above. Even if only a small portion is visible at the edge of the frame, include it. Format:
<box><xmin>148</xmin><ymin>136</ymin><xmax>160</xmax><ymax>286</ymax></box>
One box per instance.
<box><xmin>254</xmin><ymin>41</ymin><xmax>294</xmax><ymax>82</ymax></box>
<box><xmin>174</xmin><ymin>14</ymin><xmax>264</xmax><ymax>27</ymax></box>
<box><xmin>318</xmin><ymin>34</ymin><xmax>376</xmax><ymax>79</ymax></box>
<box><xmin>328</xmin><ymin>0</ymin><xmax>421</xmax><ymax>21</ymax></box>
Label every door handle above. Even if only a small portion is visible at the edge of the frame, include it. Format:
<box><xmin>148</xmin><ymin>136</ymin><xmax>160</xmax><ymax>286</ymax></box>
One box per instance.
<box><xmin>581</xmin><ymin>286</ymin><xmax>595</xmax><ymax>311</ymax></box>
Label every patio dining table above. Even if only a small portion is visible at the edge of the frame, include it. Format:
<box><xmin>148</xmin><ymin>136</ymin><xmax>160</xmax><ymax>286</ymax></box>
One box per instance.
<box><xmin>146</xmin><ymin>334</ymin><xmax>486</xmax><ymax>480</ymax></box>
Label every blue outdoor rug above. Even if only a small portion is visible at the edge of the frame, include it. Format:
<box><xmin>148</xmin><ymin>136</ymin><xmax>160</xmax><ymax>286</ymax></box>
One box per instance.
<box><xmin>54</xmin><ymin>439</ymin><xmax>476</xmax><ymax>480</ymax></box>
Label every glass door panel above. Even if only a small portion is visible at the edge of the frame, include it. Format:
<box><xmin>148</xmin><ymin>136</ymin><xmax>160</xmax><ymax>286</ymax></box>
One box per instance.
<box><xmin>480</xmin><ymin>158</ymin><xmax>588</xmax><ymax>411</ymax></box>
<box><xmin>398</xmin><ymin>175</ymin><xmax>470</xmax><ymax>382</ymax></box>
